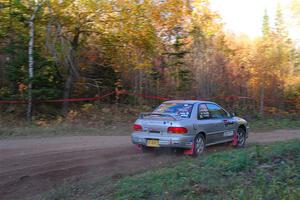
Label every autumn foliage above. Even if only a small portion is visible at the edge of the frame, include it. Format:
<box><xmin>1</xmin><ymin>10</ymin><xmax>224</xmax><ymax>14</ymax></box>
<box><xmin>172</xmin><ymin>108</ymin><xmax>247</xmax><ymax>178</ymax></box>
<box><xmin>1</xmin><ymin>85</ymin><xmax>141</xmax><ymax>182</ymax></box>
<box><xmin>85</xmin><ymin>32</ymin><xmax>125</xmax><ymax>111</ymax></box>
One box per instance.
<box><xmin>0</xmin><ymin>0</ymin><xmax>300</xmax><ymax>118</ymax></box>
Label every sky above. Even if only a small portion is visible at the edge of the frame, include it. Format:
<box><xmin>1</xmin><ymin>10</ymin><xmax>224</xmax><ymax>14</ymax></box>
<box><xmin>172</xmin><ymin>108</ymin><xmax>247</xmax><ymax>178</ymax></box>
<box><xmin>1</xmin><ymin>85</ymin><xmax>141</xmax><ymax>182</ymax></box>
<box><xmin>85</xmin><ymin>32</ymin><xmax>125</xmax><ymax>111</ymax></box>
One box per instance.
<box><xmin>210</xmin><ymin>0</ymin><xmax>295</xmax><ymax>39</ymax></box>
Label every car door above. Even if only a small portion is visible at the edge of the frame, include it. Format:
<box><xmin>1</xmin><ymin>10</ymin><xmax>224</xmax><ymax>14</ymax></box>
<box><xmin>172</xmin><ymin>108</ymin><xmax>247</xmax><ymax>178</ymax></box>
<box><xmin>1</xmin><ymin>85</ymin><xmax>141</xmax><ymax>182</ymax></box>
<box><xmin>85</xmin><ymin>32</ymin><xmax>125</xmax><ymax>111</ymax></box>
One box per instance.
<box><xmin>218</xmin><ymin>105</ymin><xmax>236</xmax><ymax>141</ymax></box>
<box><xmin>205</xmin><ymin>103</ymin><xmax>231</xmax><ymax>144</ymax></box>
<box><xmin>195</xmin><ymin>103</ymin><xmax>225</xmax><ymax>145</ymax></box>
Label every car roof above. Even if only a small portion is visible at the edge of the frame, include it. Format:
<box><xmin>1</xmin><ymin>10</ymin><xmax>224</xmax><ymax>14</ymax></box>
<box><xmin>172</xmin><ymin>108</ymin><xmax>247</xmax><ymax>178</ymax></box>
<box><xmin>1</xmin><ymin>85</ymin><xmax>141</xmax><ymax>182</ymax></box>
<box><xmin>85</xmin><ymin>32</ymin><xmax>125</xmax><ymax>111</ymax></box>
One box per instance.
<box><xmin>163</xmin><ymin>100</ymin><xmax>215</xmax><ymax>104</ymax></box>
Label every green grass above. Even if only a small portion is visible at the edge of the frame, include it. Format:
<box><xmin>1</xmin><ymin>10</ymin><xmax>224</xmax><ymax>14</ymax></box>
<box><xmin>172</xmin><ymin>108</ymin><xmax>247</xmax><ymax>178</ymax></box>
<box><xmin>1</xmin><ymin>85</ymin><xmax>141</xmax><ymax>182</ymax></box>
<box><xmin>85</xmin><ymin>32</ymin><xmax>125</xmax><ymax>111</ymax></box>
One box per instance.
<box><xmin>250</xmin><ymin>118</ymin><xmax>300</xmax><ymax>132</ymax></box>
<box><xmin>112</xmin><ymin>140</ymin><xmax>300</xmax><ymax>200</ymax></box>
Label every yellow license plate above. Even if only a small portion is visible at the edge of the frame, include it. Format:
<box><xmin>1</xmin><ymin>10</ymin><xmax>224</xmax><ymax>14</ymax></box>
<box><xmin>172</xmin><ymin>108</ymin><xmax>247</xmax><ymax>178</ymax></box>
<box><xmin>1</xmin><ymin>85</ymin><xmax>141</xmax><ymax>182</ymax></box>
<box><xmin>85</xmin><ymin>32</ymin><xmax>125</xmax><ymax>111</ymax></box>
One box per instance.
<box><xmin>147</xmin><ymin>139</ymin><xmax>159</xmax><ymax>147</ymax></box>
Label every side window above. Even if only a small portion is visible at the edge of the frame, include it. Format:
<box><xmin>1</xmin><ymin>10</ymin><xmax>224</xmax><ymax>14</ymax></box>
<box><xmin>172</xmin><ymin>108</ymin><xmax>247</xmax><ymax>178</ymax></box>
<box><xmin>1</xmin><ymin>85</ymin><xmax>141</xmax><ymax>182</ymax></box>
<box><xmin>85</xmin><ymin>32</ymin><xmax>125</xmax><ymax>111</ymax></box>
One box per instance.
<box><xmin>206</xmin><ymin>104</ymin><xmax>229</xmax><ymax>119</ymax></box>
<box><xmin>198</xmin><ymin>104</ymin><xmax>210</xmax><ymax>119</ymax></box>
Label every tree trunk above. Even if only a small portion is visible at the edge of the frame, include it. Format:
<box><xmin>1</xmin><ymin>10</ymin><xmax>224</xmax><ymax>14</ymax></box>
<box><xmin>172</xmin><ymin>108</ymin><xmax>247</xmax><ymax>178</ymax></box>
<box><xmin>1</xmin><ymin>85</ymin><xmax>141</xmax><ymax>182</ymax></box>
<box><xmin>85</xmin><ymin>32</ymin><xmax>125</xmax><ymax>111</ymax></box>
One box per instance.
<box><xmin>259</xmin><ymin>84</ymin><xmax>264</xmax><ymax>116</ymax></box>
<box><xmin>27</xmin><ymin>18</ymin><xmax>34</xmax><ymax>121</ymax></box>
<box><xmin>27</xmin><ymin>3</ymin><xmax>42</xmax><ymax>121</ymax></box>
<box><xmin>62</xmin><ymin>73</ymin><xmax>74</xmax><ymax>116</ymax></box>
<box><xmin>61</xmin><ymin>29</ymin><xmax>80</xmax><ymax>116</ymax></box>
<box><xmin>1</xmin><ymin>0</ymin><xmax>13</xmax><ymax>87</ymax></box>
<box><xmin>139</xmin><ymin>70</ymin><xmax>143</xmax><ymax>105</ymax></box>
<box><xmin>133</xmin><ymin>70</ymin><xmax>138</xmax><ymax>105</ymax></box>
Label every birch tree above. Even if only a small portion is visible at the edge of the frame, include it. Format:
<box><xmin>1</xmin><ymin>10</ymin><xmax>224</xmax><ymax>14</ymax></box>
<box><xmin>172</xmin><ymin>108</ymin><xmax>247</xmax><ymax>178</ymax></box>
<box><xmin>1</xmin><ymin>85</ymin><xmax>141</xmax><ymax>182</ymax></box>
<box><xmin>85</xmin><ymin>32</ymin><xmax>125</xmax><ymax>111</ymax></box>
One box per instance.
<box><xmin>27</xmin><ymin>0</ymin><xmax>44</xmax><ymax>121</ymax></box>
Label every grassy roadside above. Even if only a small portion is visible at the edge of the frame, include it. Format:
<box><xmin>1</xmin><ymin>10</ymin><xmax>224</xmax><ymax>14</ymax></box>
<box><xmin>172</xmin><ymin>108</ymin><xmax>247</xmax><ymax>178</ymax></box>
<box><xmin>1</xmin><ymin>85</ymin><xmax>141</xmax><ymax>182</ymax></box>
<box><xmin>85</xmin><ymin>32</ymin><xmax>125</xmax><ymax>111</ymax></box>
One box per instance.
<box><xmin>1</xmin><ymin>117</ymin><xmax>300</xmax><ymax>139</ymax></box>
<box><xmin>250</xmin><ymin>118</ymin><xmax>300</xmax><ymax>132</ymax></box>
<box><xmin>112</xmin><ymin>140</ymin><xmax>300</xmax><ymax>200</ymax></box>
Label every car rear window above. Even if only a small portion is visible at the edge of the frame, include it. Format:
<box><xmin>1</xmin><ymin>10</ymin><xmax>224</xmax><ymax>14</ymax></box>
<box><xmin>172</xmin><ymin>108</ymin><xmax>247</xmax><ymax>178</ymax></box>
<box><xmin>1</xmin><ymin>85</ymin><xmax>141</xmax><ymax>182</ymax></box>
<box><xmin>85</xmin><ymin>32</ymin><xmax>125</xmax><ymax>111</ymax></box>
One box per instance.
<box><xmin>153</xmin><ymin>103</ymin><xmax>194</xmax><ymax>118</ymax></box>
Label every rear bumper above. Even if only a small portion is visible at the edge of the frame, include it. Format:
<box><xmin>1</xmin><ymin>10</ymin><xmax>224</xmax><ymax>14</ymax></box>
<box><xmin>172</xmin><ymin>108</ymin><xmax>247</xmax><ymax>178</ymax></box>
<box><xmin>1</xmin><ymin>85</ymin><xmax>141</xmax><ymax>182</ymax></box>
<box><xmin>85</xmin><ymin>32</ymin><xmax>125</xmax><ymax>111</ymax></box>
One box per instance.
<box><xmin>131</xmin><ymin>132</ymin><xmax>194</xmax><ymax>149</ymax></box>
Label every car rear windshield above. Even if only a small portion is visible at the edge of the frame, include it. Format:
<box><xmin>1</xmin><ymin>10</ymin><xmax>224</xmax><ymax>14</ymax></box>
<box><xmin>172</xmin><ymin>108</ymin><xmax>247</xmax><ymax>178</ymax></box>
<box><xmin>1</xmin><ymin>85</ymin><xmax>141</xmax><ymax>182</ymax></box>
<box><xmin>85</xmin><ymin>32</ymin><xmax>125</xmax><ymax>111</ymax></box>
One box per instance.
<box><xmin>153</xmin><ymin>103</ymin><xmax>194</xmax><ymax>118</ymax></box>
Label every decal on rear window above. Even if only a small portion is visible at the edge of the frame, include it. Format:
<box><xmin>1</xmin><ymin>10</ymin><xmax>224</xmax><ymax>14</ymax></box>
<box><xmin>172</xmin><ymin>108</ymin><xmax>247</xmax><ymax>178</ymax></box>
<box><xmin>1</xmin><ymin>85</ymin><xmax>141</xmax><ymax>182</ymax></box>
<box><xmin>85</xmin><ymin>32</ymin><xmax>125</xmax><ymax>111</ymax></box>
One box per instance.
<box><xmin>153</xmin><ymin>103</ymin><xmax>194</xmax><ymax>118</ymax></box>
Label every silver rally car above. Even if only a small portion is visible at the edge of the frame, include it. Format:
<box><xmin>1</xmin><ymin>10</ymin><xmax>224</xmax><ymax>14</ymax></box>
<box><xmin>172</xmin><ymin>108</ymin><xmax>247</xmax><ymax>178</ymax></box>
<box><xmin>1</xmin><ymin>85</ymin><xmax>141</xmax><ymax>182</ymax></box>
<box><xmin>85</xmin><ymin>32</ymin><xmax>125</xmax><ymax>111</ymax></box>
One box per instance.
<box><xmin>131</xmin><ymin>100</ymin><xmax>249</xmax><ymax>156</ymax></box>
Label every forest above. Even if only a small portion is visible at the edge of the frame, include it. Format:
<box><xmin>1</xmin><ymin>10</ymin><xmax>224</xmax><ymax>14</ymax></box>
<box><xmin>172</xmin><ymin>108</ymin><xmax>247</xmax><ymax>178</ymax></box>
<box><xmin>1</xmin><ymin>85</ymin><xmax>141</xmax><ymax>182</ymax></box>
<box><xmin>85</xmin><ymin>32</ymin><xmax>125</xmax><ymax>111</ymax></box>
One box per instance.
<box><xmin>0</xmin><ymin>0</ymin><xmax>300</xmax><ymax>120</ymax></box>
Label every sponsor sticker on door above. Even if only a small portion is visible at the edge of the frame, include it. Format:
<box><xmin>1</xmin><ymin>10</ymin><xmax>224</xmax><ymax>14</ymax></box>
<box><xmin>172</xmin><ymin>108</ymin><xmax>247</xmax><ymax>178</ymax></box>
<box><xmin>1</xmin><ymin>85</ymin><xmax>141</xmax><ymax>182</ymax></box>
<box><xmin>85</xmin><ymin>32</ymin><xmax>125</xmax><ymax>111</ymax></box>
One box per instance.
<box><xmin>224</xmin><ymin>130</ymin><xmax>234</xmax><ymax>137</ymax></box>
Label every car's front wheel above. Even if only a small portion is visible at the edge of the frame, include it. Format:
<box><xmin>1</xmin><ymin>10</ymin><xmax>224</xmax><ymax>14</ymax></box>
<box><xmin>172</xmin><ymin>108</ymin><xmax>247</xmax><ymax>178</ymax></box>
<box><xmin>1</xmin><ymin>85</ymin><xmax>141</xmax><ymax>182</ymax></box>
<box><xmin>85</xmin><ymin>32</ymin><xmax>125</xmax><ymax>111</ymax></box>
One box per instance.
<box><xmin>192</xmin><ymin>134</ymin><xmax>205</xmax><ymax>157</ymax></box>
<box><xmin>234</xmin><ymin>127</ymin><xmax>246</xmax><ymax>147</ymax></box>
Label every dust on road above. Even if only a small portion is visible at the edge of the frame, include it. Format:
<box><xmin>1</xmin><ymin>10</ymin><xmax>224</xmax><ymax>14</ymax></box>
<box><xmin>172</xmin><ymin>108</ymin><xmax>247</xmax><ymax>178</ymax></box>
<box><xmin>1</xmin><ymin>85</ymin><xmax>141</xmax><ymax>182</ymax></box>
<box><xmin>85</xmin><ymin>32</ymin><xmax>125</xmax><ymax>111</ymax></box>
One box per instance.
<box><xmin>0</xmin><ymin>129</ymin><xmax>299</xmax><ymax>200</ymax></box>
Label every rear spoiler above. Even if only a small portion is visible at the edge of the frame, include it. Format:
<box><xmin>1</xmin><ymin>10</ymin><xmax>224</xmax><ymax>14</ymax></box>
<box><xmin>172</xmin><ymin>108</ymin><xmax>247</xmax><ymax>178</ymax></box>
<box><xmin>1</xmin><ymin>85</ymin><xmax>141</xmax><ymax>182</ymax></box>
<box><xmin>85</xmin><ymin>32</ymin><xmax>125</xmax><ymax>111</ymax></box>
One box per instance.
<box><xmin>139</xmin><ymin>112</ymin><xmax>179</xmax><ymax>120</ymax></box>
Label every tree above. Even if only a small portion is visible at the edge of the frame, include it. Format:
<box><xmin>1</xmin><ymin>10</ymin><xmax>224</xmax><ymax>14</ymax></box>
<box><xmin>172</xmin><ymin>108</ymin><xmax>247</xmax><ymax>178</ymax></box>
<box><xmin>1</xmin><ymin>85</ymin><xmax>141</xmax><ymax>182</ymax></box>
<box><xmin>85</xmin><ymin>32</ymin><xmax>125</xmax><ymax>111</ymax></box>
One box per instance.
<box><xmin>257</xmin><ymin>10</ymin><xmax>272</xmax><ymax>115</ymax></box>
<box><xmin>188</xmin><ymin>0</ymin><xmax>225</xmax><ymax>98</ymax></box>
<box><xmin>27</xmin><ymin>0</ymin><xmax>45</xmax><ymax>120</ymax></box>
<box><xmin>291</xmin><ymin>0</ymin><xmax>300</xmax><ymax>25</ymax></box>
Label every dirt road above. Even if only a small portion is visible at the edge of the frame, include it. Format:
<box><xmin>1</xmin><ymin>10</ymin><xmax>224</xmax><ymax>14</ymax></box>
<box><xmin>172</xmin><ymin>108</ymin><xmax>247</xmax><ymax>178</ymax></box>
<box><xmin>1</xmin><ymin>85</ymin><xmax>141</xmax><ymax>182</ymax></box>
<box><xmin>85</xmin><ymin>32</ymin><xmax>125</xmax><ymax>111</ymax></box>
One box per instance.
<box><xmin>0</xmin><ymin>129</ymin><xmax>299</xmax><ymax>200</ymax></box>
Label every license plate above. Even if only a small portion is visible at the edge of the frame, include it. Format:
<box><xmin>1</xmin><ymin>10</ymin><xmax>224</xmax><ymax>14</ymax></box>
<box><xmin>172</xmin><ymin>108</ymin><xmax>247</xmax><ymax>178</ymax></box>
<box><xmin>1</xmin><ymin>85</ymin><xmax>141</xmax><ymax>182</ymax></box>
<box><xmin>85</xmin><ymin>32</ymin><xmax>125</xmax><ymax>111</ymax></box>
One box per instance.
<box><xmin>147</xmin><ymin>139</ymin><xmax>159</xmax><ymax>147</ymax></box>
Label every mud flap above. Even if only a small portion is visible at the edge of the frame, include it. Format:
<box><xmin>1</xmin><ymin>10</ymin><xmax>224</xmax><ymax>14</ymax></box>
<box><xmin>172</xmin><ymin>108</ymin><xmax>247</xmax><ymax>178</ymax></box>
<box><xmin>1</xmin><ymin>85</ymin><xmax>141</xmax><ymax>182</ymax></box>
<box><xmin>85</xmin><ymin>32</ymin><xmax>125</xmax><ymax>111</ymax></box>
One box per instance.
<box><xmin>135</xmin><ymin>144</ymin><xmax>142</xmax><ymax>151</ymax></box>
<box><xmin>184</xmin><ymin>143</ymin><xmax>195</xmax><ymax>155</ymax></box>
<box><xmin>232</xmin><ymin>131</ymin><xmax>238</xmax><ymax>146</ymax></box>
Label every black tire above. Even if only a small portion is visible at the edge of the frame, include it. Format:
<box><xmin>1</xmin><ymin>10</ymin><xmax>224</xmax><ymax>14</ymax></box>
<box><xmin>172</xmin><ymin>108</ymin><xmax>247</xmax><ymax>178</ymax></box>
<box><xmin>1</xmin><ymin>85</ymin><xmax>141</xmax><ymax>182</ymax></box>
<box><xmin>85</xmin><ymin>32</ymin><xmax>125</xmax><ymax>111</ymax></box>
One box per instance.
<box><xmin>235</xmin><ymin>127</ymin><xmax>246</xmax><ymax>148</ymax></box>
<box><xmin>192</xmin><ymin>134</ymin><xmax>205</xmax><ymax>157</ymax></box>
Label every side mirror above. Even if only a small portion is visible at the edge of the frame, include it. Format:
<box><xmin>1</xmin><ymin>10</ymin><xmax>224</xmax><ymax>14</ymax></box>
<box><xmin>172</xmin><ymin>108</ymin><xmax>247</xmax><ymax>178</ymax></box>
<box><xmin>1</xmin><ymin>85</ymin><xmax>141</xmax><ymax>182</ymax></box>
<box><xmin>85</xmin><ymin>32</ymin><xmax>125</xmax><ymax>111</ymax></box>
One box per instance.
<box><xmin>230</xmin><ymin>112</ymin><xmax>236</xmax><ymax>117</ymax></box>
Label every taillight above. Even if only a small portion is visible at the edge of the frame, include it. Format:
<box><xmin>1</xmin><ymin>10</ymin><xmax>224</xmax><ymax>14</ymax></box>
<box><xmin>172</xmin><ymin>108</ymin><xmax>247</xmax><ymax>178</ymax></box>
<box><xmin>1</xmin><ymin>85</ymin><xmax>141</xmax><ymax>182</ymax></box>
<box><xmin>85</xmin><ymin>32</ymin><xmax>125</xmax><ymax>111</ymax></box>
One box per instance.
<box><xmin>133</xmin><ymin>124</ymin><xmax>142</xmax><ymax>131</ymax></box>
<box><xmin>167</xmin><ymin>127</ymin><xmax>188</xmax><ymax>134</ymax></box>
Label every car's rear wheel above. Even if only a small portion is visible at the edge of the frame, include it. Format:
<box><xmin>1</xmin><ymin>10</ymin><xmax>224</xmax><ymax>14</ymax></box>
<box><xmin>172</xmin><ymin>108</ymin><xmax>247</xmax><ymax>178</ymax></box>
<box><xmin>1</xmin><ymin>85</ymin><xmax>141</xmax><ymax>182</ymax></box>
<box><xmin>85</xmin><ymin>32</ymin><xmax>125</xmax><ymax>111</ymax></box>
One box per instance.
<box><xmin>192</xmin><ymin>134</ymin><xmax>205</xmax><ymax>157</ymax></box>
<box><xmin>235</xmin><ymin>127</ymin><xmax>246</xmax><ymax>147</ymax></box>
